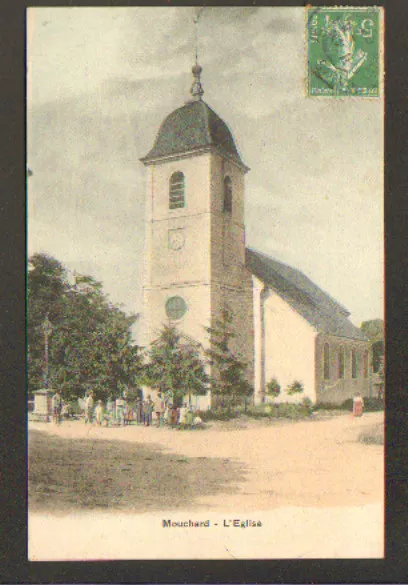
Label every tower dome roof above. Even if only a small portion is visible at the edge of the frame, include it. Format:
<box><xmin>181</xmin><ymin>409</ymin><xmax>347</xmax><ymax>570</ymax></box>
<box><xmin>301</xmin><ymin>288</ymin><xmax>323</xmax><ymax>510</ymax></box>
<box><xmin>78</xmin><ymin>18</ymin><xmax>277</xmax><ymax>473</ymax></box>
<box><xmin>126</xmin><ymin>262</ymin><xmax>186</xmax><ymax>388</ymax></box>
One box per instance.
<box><xmin>141</xmin><ymin>100</ymin><xmax>247</xmax><ymax>169</ymax></box>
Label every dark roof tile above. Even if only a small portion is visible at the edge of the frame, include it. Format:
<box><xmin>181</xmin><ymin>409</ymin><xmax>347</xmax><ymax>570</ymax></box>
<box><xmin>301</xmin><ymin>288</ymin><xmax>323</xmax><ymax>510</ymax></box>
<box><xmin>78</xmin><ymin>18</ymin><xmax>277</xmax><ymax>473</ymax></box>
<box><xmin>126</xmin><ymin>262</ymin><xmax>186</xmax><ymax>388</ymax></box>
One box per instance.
<box><xmin>141</xmin><ymin>100</ymin><xmax>245</xmax><ymax>166</ymax></box>
<box><xmin>246</xmin><ymin>248</ymin><xmax>367</xmax><ymax>341</ymax></box>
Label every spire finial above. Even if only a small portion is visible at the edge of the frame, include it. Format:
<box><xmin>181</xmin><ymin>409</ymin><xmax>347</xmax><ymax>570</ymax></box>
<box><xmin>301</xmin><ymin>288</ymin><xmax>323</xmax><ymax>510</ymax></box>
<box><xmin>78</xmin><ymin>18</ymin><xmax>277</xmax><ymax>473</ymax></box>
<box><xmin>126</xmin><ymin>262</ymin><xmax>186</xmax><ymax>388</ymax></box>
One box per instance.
<box><xmin>190</xmin><ymin>8</ymin><xmax>205</xmax><ymax>101</ymax></box>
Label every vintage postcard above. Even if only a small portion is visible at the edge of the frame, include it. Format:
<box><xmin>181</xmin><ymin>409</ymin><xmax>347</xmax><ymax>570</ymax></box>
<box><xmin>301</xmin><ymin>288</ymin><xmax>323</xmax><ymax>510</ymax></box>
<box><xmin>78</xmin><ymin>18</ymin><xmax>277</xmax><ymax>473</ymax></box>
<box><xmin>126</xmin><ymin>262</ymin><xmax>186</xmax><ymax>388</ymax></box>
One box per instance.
<box><xmin>27</xmin><ymin>6</ymin><xmax>384</xmax><ymax>561</ymax></box>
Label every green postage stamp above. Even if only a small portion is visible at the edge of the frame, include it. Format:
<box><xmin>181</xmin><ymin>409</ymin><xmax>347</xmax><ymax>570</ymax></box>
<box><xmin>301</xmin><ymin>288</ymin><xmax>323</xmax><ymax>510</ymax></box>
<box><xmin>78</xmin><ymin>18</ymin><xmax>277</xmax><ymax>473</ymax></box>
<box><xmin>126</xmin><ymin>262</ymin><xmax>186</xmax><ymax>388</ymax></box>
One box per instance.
<box><xmin>307</xmin><ymin>6</ymin><xmax>382</xmax><ymax>97</ymax></box>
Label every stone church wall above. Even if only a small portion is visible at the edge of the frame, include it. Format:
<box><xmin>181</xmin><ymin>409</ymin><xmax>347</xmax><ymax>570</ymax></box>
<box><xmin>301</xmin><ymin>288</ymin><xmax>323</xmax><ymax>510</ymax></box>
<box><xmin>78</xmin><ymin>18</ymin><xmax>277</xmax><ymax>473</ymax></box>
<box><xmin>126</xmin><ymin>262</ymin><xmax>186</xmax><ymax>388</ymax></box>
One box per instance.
<box><xmin>263</xmin><ymin>291</ymin><xmax>317</xmax><ymax>403</ymax></box>
<box><xmin>315</xmin><ymin>334</ymin><xmax>371</xmax><ymax>404</ymax></box>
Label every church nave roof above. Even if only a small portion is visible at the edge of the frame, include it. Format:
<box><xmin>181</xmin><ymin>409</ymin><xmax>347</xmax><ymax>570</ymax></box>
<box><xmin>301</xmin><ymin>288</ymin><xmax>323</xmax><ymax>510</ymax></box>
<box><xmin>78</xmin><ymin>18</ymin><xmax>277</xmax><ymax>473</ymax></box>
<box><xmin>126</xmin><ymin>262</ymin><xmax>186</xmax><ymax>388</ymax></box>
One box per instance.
<box><xmin>246</xmin><ymin>248</ymin><xmax>367</xmax><ymax>342</ymax></box>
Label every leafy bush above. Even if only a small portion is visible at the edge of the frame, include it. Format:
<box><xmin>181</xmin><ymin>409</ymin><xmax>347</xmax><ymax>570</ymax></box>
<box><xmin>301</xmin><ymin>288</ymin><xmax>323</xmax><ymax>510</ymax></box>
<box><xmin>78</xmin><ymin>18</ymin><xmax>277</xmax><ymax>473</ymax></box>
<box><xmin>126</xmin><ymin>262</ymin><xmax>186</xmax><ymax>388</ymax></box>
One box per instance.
<box><xmin>266</xmin><ymin>378</ymin><xmax>281</xmax><ymax>397</ymax></box>
<box><xmin>286</xmin><ymin>380</ymin><xmax>304</xmax><ymax>396</ymax></box>
<box><xmin>315</xmin><ymin>401</ymin><xmax>348</xmax><ymax>411</ymax></box>
<box><xmin>246</xmin><ymin>405</ymin><xmax>270</xmax><ymax>418</ymax></box>
<box><xmin>268</xmin><ymin>403</ymin><xmax>311</xmax><ymax>419</ymax></box>
<box><xmin>198</xmin><ymin>407</ymin><xmax>238</xmax><ymax>421</ymax></box>
<box><xmin>200</xmin><ymin>400</ymin><xmax>315</xmax><ymax>422</ymax></box>
<box><xmin>341</xmin><ymin>398</ymin><xmax>354</xmax><ymax>411</ymax></box>
<box><xmin>246</xmin><ymin>402</ymin><xmax>313</xmax><ymax>420</ymax></box>
<box><xmin>176</xmin><ymin>423</ymin><xmax>206</xmax><ymax>431</ymax></box>
<box><xmin>360</xmin><ymin>397</ymin><xmax>384</xmax><ymax>412</ymax></box>
<box><xmin>301</xmin><ymin>397</ymin><xmax>313</xmax><ymax>412</ymax></box>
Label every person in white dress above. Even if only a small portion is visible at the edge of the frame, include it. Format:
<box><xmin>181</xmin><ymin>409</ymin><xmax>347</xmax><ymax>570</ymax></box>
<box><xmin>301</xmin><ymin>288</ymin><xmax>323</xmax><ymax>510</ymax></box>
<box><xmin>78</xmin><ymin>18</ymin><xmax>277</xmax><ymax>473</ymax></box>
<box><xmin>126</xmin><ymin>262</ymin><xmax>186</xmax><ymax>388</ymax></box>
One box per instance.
<box><xmin>179</xmin><ymin>403</ymin><xmax>188</xmax><ymax>425</ymax></box>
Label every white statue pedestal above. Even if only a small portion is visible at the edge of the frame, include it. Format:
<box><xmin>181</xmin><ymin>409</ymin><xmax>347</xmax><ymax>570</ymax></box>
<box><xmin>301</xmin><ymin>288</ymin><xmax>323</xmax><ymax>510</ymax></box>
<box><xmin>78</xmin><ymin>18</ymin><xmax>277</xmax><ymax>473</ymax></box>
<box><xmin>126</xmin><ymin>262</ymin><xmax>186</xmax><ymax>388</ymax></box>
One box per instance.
<box><xmin>32</xmin><ymin>389</ymin><xmax>52</xmax><ymax>422</ymax></box>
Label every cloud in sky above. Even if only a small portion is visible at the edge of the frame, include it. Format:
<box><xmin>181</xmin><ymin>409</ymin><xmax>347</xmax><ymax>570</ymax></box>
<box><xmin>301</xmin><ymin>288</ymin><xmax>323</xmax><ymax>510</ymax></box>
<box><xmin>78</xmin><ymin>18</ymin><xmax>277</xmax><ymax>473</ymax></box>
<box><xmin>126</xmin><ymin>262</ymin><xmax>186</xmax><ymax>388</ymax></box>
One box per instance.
<box><xmin>27</xmin><ymin>6</ymin><xmax>384</xmax><ymax>328</ymax></box>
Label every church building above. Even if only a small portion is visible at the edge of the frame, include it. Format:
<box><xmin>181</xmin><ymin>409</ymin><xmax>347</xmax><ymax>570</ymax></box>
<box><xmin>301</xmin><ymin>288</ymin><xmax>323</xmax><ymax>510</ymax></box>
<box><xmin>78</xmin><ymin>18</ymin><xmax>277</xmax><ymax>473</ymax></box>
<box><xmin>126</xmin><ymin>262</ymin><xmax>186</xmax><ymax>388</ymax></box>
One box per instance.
<box><xmin>140</xmin><ymin>63</ymin><xmax>371</xmax><ymax>408</ymax></box>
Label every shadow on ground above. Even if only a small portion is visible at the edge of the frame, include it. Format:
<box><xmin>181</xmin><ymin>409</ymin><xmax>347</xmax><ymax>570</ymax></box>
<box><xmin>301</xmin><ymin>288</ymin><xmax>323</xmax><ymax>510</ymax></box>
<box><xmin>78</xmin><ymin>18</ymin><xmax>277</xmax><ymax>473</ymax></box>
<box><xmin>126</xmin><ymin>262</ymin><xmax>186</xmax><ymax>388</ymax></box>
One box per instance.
<box><xmin>29</xmin><ymin>430</ymin><xmax>246</xmax><ymax>513</ymax></box>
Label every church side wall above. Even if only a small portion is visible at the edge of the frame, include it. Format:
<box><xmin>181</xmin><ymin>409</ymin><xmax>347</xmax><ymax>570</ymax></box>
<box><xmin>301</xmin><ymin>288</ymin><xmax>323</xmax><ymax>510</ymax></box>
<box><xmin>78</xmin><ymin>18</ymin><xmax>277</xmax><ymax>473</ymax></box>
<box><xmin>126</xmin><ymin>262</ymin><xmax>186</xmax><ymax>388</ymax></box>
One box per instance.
<box><xmin>315</xmin><ymin>335</ymin><xmax>371</xmax><ymax>404</ymax></box>
<box><xmin>263</xmin><ymin>291</ymin><xmax>317</xmax><ymax>403</ymax></box>
<box><xmin>209</xmin><ymin>153</ymin><xmax>254</xmax><ymax>395</ymax></box>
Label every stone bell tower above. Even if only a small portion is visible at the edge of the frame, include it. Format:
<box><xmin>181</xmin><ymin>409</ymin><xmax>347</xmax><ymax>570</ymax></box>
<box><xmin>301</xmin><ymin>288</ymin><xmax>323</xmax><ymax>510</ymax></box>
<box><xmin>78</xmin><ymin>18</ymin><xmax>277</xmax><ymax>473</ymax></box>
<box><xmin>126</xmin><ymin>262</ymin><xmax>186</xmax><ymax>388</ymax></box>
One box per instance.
<box><xmin>140</xmin><ymin>64</ymin><xmax>254</xmax><ymax>406</ymax></box>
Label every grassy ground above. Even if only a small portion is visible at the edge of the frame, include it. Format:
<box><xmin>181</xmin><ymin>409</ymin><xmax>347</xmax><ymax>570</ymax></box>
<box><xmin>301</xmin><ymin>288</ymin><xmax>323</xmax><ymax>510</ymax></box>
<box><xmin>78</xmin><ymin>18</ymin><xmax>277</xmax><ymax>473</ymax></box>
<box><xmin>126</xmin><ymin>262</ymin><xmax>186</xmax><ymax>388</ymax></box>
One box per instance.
<box><xmin>28</xmin><ymin>429</ymin><xmax>245</xmax><ymax>513</ymax></box>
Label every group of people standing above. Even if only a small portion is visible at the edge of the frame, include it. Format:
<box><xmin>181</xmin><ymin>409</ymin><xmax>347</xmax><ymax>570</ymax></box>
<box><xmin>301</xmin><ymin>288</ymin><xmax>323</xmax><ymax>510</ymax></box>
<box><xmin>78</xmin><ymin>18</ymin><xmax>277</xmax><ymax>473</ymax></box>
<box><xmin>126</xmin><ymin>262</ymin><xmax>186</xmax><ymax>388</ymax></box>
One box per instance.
<box><xmin>84</xmin><ymin>392</ymin><xmax>133</xmax><ymax>427</ymax></box>
<box><xmin>82</xmin><ymin>391</ymin><xmax>180</xmax><ymax>428</ymax></box>
<box><xmin>50</xmin><ymin>389</ymin><xmax>202</xmax><ymax>428</ymax></box>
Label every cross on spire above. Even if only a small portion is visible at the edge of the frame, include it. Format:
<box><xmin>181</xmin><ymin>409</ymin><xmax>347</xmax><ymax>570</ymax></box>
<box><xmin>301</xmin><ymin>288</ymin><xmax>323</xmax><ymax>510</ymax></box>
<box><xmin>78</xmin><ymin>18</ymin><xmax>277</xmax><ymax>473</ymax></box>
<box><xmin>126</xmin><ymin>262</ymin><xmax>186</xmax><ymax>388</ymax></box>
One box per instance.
<box><xmin>190</xmin><ymin>8</ymin><xmax>205</xmax><ymax>101</ymax></box>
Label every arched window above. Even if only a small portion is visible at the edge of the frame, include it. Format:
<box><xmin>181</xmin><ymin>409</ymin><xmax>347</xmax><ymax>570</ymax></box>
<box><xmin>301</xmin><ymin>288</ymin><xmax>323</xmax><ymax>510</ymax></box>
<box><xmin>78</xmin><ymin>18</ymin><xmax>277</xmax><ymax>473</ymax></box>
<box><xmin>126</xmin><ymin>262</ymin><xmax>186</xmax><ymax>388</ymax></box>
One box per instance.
<box><xmin>352</xmin><ymin>349</ymin><xmax>358</xmax><ymax>379</ymax></box>
<box><xmin>363</xmin><ymin>350</ymin><xmax>369</xmax><ymax>378</ymax></box>
<box><xmin>169</xmin><ymin>172</ymin><xmax>185</xmax><ymax>209</ymax></box>
<box><xmin>223</xmin><ymin>176</ymin><xmax>232</xmax><ymax>213</ymax></box>
<box><xmin>338</xmin><ymin>345</ymin><xmax>345</xmax><ymax>379</ymax></box>
<box><xmin>323</xmin><ymin>342</ymin><xmax>330</xmax><ymax>380</ymax></box>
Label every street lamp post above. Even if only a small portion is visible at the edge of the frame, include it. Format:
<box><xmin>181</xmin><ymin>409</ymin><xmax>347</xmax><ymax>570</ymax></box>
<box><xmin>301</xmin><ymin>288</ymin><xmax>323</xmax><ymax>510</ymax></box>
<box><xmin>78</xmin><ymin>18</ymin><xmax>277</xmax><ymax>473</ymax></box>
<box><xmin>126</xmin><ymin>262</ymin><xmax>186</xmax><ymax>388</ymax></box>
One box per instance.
<box><xmin>42</xmin><ymin>313</ymin><xmax>53</xmax><ymax>389</ymax></box>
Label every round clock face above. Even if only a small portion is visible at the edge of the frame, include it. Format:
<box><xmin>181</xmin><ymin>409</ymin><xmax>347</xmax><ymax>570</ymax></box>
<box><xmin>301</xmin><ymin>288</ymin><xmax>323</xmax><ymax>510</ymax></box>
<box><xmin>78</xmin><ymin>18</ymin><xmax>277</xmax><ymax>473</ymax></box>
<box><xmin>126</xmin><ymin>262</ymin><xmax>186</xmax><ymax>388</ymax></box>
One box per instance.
<box><xmin>168</xmin><ymin>229</ymin><xmax>185</xmax><ymax>251</ymax></box>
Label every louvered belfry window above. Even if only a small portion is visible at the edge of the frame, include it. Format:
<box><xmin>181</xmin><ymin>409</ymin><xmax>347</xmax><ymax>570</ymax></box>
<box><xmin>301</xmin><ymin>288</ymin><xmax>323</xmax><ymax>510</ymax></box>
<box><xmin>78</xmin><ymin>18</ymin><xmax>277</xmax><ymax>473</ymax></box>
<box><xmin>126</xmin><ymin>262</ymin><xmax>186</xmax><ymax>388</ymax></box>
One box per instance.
<box><xmin>223</xmin><ymin>176</ymin><xmax>232</xmax><ymax>213</ymax></box>
<box><xmin>169</xmin><ymin>172</ymin><xmax>185</xmax><ymax>209</ymax></box>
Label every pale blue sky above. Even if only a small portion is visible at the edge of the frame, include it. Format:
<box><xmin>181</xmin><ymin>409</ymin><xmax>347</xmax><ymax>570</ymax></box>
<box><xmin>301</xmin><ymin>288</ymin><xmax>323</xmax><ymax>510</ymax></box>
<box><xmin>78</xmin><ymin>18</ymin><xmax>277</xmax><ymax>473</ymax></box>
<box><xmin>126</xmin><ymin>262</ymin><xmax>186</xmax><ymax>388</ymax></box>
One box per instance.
<box><xmin>27</xmin><ymin>7</ymin><xmax>384</xmax><ymax>330</ymax></box>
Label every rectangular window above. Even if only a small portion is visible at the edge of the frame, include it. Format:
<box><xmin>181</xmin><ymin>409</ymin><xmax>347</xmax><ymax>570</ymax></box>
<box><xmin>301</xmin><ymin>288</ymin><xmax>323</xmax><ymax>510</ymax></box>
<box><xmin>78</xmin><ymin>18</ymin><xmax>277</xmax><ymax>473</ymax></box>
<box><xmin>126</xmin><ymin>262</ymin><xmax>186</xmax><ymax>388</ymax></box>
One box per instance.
<box><xmin>338</xmin><ymin>346</ymin><xmax>345</xmax><ymax>379</ymax></box>
<box><xmin>352</xmin><ymin>349</ymin><xmax>358</xmax><ymax>379</ymax></box>
<box><xmin>323</xmin><ymin>343</ymin><xmax>330</xmax><ymax>380</ymax></box>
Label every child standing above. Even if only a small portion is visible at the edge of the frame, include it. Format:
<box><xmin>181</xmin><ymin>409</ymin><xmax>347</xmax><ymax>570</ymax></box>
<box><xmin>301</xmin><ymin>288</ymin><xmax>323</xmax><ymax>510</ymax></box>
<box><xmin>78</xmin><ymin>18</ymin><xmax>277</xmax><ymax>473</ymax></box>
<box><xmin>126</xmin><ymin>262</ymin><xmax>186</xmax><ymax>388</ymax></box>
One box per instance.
<box><xmin>95</xmin><ymin>400</ymin><xmax>104</xmax><ymax>426</ymax></box>
<box><xmin>85</xmin><ymin>392</ymin><xmax>94</xmax><ymax>424</ymax></box>
<box><xmin>115</xmin><ymin>396</ymin><xmax>126</xmax><ymax>426</ymax></box>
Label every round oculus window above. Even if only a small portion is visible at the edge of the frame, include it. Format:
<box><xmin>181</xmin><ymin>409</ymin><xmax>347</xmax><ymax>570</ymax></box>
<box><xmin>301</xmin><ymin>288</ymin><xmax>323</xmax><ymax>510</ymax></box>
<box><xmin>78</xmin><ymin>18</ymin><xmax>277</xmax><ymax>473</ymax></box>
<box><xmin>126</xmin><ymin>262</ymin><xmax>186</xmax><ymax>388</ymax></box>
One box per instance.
<box><xmin>165</xmin><ymin>296</ymin><xmax>188</xmax><ymax>320</ymax></box>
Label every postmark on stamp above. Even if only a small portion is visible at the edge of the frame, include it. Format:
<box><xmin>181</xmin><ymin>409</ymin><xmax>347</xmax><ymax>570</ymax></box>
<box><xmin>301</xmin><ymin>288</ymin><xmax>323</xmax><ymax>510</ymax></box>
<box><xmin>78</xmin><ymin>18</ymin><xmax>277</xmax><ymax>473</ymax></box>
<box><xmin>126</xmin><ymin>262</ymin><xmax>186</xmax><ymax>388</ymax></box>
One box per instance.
<box><xmin>307</xmin><ymin>6</ymin><xmax>382</xmax><ymax>97</ymax></box>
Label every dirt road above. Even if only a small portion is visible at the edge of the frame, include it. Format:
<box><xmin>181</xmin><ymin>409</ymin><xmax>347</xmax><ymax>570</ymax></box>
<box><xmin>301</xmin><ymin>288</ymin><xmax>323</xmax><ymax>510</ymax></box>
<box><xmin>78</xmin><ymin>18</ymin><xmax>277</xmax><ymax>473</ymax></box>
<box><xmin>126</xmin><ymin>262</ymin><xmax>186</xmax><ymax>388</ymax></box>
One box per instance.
<box><xmin>29</xmin><ymin>411</ymin><xmax>383</xmax><ymax>510</ymax></box>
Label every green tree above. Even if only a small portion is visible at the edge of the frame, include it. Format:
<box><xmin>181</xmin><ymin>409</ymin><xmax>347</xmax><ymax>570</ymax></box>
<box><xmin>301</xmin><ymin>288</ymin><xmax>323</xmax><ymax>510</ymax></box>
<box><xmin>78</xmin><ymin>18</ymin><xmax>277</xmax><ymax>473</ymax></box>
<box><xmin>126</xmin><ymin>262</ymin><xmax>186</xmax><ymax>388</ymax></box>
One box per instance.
<box><xmin>204</xmin><ymin>307</ymin><xmax>253</xmax><ymax>409</ymax></box>
<box><xmin>360</xmin><ymin>319</ymin><xmax>384</xmax><ymax>372</ymax></box>
<box><xmin>28</xmin><ymin>253</ymin><xmax>143</xmax><ymax>401</ymax></box>
<box><xmin>266</xmin><ymin>377</ymin><xmax>281</xmax><ymax>398</ymax></box>
<box><xmin>286</xmin><ymin>380</ymin><xmax>304</xmax><ymax>396</ymax></box>
<box><xmin>145</xmin><ymin>325</ymin><xmax>208</xmax><ymax>407</ymax></box>
<box><xmin>28</xmin><ymin>254</ymin><xmax>69</xmax><ymax>392</ymax></box>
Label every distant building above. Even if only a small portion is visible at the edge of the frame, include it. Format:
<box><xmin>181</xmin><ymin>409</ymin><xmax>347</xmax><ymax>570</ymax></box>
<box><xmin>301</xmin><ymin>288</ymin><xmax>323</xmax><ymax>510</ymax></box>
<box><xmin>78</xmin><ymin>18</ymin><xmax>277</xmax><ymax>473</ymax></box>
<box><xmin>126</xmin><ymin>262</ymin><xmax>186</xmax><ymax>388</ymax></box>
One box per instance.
<box><xmin>140</xmin><ymin>63</ymin><xmax>370</xmax><ymax>407</ymax></box>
